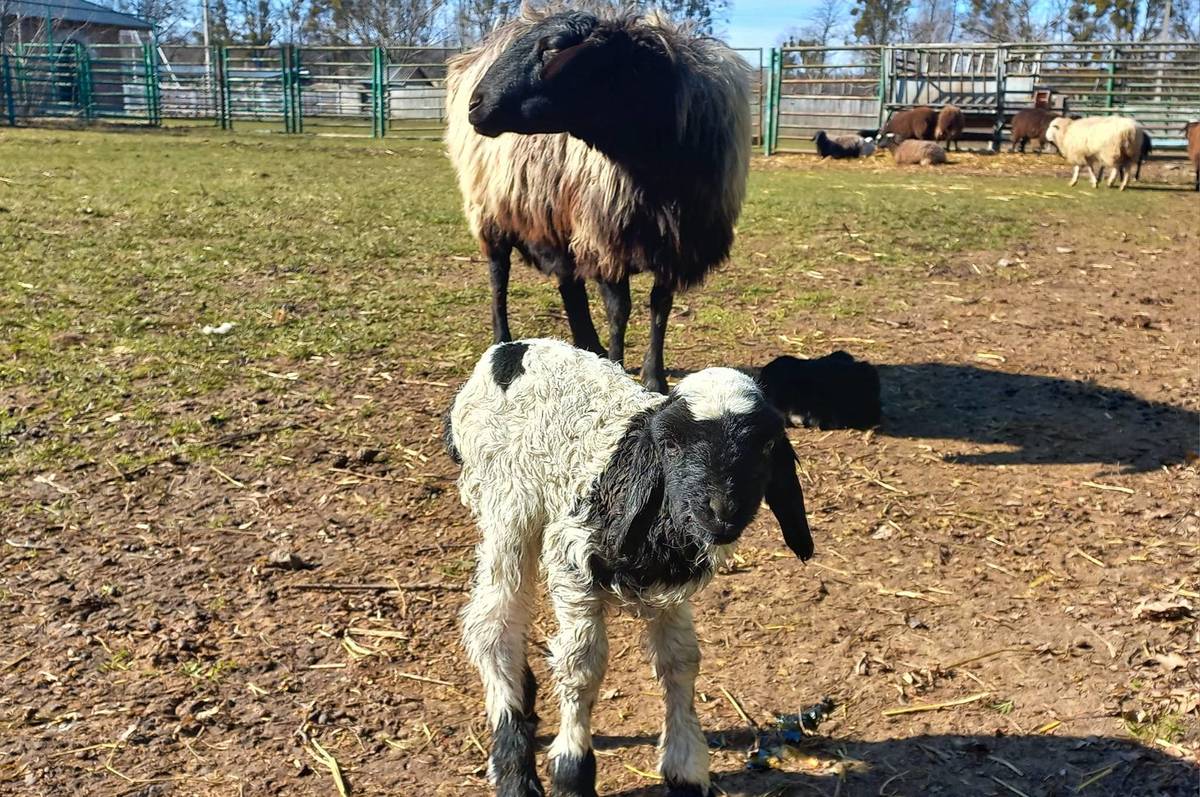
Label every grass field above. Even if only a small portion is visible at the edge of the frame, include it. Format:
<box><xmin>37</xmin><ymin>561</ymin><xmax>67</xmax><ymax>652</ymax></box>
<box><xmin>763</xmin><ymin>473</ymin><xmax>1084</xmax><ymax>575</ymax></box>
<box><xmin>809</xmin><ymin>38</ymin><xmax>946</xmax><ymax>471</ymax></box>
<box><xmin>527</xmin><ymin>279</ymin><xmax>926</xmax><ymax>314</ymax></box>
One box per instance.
<box><xmin>1</xmin><ymin>127</ymin><xmax>1198</xmax><ymax>796</ymax></box>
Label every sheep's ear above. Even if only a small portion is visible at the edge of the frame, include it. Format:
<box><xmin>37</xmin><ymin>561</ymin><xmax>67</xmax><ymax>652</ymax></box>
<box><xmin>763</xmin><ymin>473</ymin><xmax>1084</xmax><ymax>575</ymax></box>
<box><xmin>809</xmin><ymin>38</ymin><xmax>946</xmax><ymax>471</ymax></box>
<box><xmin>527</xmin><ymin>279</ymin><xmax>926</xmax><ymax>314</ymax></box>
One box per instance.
<box><xmin>541</xmin><ymin>39</ymin><xmax>597</xmax><ymax>81</ymax></box>
<box><xmin>765</xmin><ymin>433</ymin><xmax>813</xmax><ymax>561</ymax></box>
<box><xmin>592</xmin><ymin>414</ymin><xmax>665</xmax><ymax>549</ymax></box>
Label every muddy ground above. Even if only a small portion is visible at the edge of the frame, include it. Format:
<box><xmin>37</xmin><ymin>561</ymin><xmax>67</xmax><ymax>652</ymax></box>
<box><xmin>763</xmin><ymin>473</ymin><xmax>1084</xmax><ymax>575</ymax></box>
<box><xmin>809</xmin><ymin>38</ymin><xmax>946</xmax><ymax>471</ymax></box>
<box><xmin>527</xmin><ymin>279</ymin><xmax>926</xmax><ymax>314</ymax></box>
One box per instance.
<box><xmin>1</xmin><ymin>132</ymin><xmax>1198</xmax><ymax>797</ymax></box>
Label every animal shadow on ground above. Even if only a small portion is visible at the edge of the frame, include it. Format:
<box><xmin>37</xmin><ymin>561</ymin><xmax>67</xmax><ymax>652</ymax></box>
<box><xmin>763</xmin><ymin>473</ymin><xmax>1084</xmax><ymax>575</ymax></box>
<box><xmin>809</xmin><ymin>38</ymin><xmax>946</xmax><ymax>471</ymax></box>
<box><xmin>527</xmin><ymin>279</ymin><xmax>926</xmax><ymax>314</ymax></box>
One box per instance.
<box><xmin>601</xmin><ymin>731</ymin><xmax>1199</xmax><ymax>797</ymax></box>
<box><xmin>875</xmin><ymin>363</ymin><xmax>1198</xmax><ymax>473</ymax></box>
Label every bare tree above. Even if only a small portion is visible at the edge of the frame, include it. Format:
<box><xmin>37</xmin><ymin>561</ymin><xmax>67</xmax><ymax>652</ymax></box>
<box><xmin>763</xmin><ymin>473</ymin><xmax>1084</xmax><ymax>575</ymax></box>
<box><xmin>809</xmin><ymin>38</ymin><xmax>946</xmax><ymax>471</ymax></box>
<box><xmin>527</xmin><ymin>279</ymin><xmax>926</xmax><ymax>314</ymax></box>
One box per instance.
<box><xmin>116</xmin><ymin>0</ymin><xmax>190</xmax><ymax>41</ymax></box>
<box><xmin>799</xmin><ymin>0</ymin><xmax>849</xmax><ymax>47</ymax></box>
<box><xmin>454</xmin><ymin>0</ymin><xmax>518</xmax><ymax>44</ymax></box>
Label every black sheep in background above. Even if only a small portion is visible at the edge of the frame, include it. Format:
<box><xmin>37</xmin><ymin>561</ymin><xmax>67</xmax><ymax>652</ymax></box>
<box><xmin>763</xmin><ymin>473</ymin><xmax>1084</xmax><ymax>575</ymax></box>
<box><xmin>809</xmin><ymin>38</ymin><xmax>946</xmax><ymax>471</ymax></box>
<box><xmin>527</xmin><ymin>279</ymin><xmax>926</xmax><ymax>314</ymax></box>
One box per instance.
<box><xmin>759</xmin><ymin>351</ymin><xmax>881</xmax><ymax>431</ymax></box>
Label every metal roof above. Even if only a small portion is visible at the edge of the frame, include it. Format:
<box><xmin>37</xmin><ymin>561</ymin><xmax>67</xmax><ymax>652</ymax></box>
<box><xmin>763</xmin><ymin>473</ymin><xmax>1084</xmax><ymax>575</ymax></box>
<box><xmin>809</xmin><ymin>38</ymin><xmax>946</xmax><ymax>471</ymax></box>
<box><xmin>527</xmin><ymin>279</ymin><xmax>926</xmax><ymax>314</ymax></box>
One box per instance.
<box><xmin>3</xmin><ymin>0</ymin><xmax>153</xmax><ymax>30</ymax></box>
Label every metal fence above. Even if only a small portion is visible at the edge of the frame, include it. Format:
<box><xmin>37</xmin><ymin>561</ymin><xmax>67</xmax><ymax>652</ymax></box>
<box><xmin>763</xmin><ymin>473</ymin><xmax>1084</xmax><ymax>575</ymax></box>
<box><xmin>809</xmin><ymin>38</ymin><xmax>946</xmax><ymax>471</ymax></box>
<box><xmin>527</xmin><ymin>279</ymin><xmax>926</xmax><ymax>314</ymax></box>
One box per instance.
<box><xmin>3</xmin><ymin>40</ymin><xmax>1197</xmax><ymax>150</ymax></box>
<box><xmin>765</xmin><ymin>41</ymin><xmax>1200</xmax><ymax>153</ymax></box>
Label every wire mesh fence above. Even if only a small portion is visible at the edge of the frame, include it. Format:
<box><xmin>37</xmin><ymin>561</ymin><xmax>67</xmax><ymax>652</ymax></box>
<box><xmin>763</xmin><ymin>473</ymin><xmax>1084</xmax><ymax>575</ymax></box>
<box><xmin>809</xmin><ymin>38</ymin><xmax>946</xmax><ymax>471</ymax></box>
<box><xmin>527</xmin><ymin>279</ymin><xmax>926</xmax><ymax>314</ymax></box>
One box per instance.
<box><xmin>2</xmin><ymin>40</ymin><xmax>1197</xmax><ymax>151</ymax></box>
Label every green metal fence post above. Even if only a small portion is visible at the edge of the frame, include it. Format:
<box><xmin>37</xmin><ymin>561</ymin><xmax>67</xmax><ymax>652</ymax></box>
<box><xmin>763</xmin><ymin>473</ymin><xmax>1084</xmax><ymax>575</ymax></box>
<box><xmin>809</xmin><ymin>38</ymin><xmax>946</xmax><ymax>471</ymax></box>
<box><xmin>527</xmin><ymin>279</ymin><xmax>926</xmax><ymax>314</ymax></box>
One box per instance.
<box><xmin>148</xmin><ymin>38</ymin><xmax>161</xmax><ymax>125</ymax></box>
<box><xmin>292</xmin><ymin>45</ymin><xmax>303</xmax><ymax>133</ymax></box>
<box><xmin>1</xmin><ymin>50</ymin><xmax>15</xmax><ymax>126</ymax></box>
<box><xmin>771</xmin><ymin>48</ymin><xmax>782</xmax><ymax>153</ymax></box>
<box><xmin>74</xmin><ymin>42</ymin><xmax>90</xmax><ymax>121</ymax></box>
<box><xmin>219</xmin><ymin>46</ymin><xmax>231</xmax><ymax>130</ymax></box>
<box><xmin>372</xmin><ymin>46</ymin><xmax>386</xmax><ymax>138</ymax></box>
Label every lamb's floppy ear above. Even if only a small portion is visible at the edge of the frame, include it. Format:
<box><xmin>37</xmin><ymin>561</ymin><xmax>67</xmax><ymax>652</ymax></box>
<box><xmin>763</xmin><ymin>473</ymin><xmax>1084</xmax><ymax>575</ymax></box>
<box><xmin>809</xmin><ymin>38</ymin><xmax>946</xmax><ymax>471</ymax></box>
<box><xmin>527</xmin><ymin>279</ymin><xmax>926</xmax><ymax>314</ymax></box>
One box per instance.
<box><xmin>765</xmin><ymin>432</ymin><xmax>813</xmax><ymax>561</ymax></box>
<box><xmin>591</xmin><ymin>410</ymin><xmax>665</xmax><ymax>548</ymax></box>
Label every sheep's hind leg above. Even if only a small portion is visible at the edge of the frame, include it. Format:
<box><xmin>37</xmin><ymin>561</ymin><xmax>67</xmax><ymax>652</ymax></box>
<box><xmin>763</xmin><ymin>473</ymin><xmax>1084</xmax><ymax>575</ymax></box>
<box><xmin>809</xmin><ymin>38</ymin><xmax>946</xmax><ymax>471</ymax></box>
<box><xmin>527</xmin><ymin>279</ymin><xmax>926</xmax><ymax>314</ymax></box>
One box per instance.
<box><xmin>641</xmin><ymin>279</ymin><xmax>673</xmax><ymax>395</ymax></box>
<box><xmin>647</xmin><ymin>605</ymin><xmax>710</xmax><ymax>797</ymax></box>
<box><xmin>545</xmin><ymin>570</ymin><xmax>607</xmax><ymax>797</ymax></box>
<box><xmin>462</xmin><ymin>524</ymin><xmax>544</xmax><ymax>797</ymax></box>
<box><xmin>487</xmin><ymin>239</ymin><xmax>515</xmax><ymax>344</ymax></box>
<box><xmin>557</xmin><ymin>277</ymin><xmax>607</xmax><ymax>358</ymax></box>
<box><xmin>598</xmin><ymin>277</ymin><xmax>631</xmax><ymax>367</ymax></box>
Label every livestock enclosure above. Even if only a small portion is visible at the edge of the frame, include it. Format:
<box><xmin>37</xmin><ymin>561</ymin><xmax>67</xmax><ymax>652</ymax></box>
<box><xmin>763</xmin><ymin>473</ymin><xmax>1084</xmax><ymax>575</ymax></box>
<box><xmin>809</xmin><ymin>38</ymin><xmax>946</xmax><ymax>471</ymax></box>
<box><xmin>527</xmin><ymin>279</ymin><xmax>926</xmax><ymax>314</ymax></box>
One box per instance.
<box><xmin>3</xmin><ymin>39</ymin><xmax>1197</xmax><ymax>151</ymax></box>
<box><xmin>1</xmin><ymin>127</ymin><xmax>1198</xmax><ymax>797</ymax></box>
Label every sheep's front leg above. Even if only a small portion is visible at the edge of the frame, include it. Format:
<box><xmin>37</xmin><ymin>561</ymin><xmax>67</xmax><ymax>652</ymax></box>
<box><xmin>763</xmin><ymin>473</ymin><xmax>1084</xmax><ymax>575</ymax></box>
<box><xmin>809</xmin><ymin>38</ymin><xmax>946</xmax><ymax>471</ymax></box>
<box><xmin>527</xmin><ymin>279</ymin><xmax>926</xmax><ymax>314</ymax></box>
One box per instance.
<box><xmin>599</xmin><ymin>277</ymin><xmax>631</xmax><ymax>367</ymax></box>
<box><xmin>486</xmin><ymin>238</ymin><xmax>515</xmax><ymax>344</ymax></box>
<box><xmin>647</xmin><ymin>605</ymin><xmax>710</xmax><ymax>797</ymax></box>
<box><xmin>558</xmin><ymin>276</ymin><xmax>607</xmax><ymax>359</ymax></box>
<box><xmin>1086</xmin><ymin>162</ymin><xmax>1100</xmax><ymax>188</ymax></box>
<box><xmin>546</xmin><ymin>577</ymin><xmax>607</xmax><ymax>797</ymax></box>
<box><xmin>1069</xmin><ymin>164</ymin><xmax>1080</xmax><ymax>186</ymax></box>
<box><xmin>462</xmin><ymin>529</ymin><xmax>544</xmax><ymax>797</ymax></box>
<box><xmin>641</xmin><ymin>278</ymin><xmax>673</xmax><ymax>395</ymax></box>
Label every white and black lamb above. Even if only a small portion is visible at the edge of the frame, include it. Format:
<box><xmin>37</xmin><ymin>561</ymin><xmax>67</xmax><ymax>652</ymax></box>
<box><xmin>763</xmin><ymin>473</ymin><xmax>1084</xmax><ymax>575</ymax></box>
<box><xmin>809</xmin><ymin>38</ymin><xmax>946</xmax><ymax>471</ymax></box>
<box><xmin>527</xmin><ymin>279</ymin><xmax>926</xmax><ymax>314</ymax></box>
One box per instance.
<box><xmin>812</xmin><ymin>130</ymin><xmax>875</xmax><ymax>159</ymax></box>
<box><xmin>445</xmin><ymin>338</ymin><xmax>813</xmax><ymax>797</ymax></box>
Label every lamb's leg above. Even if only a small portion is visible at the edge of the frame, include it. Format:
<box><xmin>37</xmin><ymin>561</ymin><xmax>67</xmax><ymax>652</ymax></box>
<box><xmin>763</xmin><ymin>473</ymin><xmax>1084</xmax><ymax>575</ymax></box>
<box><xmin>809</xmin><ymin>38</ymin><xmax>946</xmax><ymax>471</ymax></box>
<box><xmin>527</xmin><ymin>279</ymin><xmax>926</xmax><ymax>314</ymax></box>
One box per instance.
<box><xmin>487</xmin><ymin>239</ymin><xmax>514</xmax><ymax>344</ymax></box>
<box><xmin>1069</xmin><ymin>164</ymin><xmax>1080</xmax><ymax>186</ymax></box>
<box><xmin>641</xmin><ymin>278</ymin><xmax>673</xmax><ymax>395</ymax></box>
<box><xmin>462</xmin><ymin>526</ymin><xmax>544</xmax><ymax>797</ymax></box>
<box><xmin>647</xmin><ymin>605</ymin><xmax>709</xmax><ymax>797</ymax></box>
<box><xmin>557</xmin><ymin>277</ymin><xmax>606</xmax><ymax>358</ymax></box>
<box><xmin>598</xmin><ymin>277</ymin><xmax>631</xmax><ymax>367</ymax></box>
<box><xmin>545</xmin><ymin>574</ymin><xmax>607</xmax><ymax>797</ymax></box>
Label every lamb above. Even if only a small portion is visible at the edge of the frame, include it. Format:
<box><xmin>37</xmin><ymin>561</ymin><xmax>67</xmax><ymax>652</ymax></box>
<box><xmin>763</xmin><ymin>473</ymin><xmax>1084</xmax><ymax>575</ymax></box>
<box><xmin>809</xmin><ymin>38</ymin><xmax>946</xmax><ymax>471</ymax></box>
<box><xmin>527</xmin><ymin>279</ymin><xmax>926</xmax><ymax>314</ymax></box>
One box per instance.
<box><xmin>446</xmin><ymin>338</ymin><xmax>813</xmax><ymax>797</ymax></box>
<box><xmin>934</xmin><ymin>104</ymin><xmax>965</xmax><ymax>151</ymax></box>
<box><xmin>445</xmin><ymin>7</ymin><xmax>751</xmax><ymax>394</ymax></box>
<box><xmin>812</xmin><ymin>130</ymin><xmax>876</xmax><ymax>158</ymax></box>
<box><xmin>1187</xmin><ymin>121</ymin><xmax>1200</xmax><ymax>191</ymax></box>
<box><xmin>882</xmin><ymin>106</ymin><xmax>938</xmax><ymax>142</ymax></box>
<box><xmin>759</xmin><ymin>351</ymin><xmax>881</xmax><ymax>430</ymax></box>
<box><xmin>1009</xmin><ymin>108</ymin><xmax>1059</xmax><ymax>153</ymax></box>
<box><xmin>886</xmin><ymin>137</ymin><xmax>947</xmax><ymax>166</ymax></box>
<box><xmin>1044</xmin><ymin>115</ymin><xmax>1145</xmax><ymax>190</ymax></box>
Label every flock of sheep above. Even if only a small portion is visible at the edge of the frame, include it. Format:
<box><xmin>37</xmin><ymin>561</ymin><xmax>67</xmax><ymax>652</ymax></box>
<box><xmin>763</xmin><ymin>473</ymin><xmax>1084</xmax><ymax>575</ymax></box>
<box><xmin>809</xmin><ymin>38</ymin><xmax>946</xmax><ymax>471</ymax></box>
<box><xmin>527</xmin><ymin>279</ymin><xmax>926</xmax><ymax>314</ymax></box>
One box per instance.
<box><xmin>435</xmin><ymin>7</ymin><xmax>1198</xmax><ymax>797</ymax></box>
<box><xmin>812</xmin><ymin>103</ymin><xmax>1200</xmax><ymax>192</ymax></box>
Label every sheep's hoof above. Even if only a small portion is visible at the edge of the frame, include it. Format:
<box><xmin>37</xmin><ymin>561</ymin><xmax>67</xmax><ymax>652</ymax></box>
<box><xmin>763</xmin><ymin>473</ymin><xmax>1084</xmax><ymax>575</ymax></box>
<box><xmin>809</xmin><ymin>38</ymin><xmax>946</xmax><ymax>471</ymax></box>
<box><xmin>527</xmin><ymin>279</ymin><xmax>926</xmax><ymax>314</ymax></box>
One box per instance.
<box><xmin>664</xmin><ymin>781</ymin><xmax>713</xmax><ymax>797</ymax></box>
<box><xmin>643</xmin><ymin>374</ymin><xmax>669</xmax><ymax>395</ymax></box>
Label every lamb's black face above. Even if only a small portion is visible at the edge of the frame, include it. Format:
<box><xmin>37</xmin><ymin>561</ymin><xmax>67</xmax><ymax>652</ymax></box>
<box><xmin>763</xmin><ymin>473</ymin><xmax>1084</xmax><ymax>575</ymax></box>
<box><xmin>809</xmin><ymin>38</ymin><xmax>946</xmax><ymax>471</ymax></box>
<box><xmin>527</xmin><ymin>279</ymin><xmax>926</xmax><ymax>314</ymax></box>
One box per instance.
<box><xmin>467</xmin><ymin>12</ymin><xmax>609</xmax><ymax>137</ymax></box>
<box><xmin>652</xmin><ymin>380</ymin><xmax>784</xmax><ymax>545</ymax></box>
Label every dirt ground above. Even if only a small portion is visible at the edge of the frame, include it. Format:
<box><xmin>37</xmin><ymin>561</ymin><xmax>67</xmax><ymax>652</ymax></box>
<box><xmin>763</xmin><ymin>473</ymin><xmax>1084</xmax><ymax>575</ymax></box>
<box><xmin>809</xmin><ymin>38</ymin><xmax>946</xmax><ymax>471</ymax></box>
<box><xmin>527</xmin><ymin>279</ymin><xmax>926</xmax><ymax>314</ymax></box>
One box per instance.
<box><xmin>1</xmin><ymin>132</ymin><xmax>1198</xmax><ymax>797</ymax></box>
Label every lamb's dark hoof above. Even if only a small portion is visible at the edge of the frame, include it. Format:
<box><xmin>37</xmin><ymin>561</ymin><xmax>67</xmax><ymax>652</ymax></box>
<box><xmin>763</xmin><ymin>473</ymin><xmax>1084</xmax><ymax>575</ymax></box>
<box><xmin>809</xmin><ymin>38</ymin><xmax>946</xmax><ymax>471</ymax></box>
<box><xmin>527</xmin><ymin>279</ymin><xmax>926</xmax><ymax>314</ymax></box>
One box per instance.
<box><xmin>549</xmin><ymin>749</ymin><xmax>597</xmax><ymax>797</ymax></box>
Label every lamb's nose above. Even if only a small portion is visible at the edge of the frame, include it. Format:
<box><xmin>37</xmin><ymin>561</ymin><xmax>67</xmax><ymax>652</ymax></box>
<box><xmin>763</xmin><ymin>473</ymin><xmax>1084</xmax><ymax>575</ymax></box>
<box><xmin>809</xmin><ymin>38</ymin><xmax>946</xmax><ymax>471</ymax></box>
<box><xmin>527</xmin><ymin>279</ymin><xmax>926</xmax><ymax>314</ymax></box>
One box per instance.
<box><xmin>709</xmin><ymin>495</ymin><xmax>733</xmax><ymax>522</ymax></box>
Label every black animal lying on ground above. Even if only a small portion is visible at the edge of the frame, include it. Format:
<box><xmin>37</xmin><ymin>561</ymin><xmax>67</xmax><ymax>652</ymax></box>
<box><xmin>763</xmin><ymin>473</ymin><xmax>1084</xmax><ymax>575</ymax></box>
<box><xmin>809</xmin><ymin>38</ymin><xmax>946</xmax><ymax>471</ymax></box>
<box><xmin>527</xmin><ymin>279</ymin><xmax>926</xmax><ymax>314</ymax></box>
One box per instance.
<box><xmin>759</xmin><ymin>350</ymin><xmax>881</xmax><ymax>430</ymax></box>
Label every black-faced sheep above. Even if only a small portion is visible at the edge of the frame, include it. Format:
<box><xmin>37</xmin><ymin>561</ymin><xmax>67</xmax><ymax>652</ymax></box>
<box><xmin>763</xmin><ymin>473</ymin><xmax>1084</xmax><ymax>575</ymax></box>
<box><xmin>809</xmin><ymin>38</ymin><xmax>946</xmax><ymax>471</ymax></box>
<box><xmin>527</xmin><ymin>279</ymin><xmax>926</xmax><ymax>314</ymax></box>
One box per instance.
<box><xmin>882</xmin><ymin>106</ymin><xmax>938</xmax><ymax>142</ymax></box>
<box><xmin>1046</xmin><ymin>115</ymin><xmax>1146</xmax><ymax>191</ymax></box>
<box><xmin>886</xmin><ymin>137</ymin><xmax>947</xmax><ymax>165</ymax></box>
<box><xmin>935</xmin><ymin>104</ymin><xmax>965</xmax><ymax>151</ymax></box>
<box><xmin>812</xmin><ymin>130</ymin><xmax>875</xmax><ymax>159</ymax></box>
<box><xmin>1009</xmin><ymin>108</ymin><xmax>1059</xmax><ymax>153</ymax></box>
<box><xmin>1187</xmin><ymin>121</ymin><xmax>1200</xmax><ymax>191</ymax></box>
<box><xmin>446</xmin><ymin>338</ymin><xmax>813</xmax><ymax>797</ymax></box>
<box><xmin>759</xmin><ymin>351</ymin><xmax>881</xmax><ymax>430</ymax></box>
<box><xmin>445</xmin><ymin>7</ymin><xmax>751</xmax><ymax>394</ymax></box>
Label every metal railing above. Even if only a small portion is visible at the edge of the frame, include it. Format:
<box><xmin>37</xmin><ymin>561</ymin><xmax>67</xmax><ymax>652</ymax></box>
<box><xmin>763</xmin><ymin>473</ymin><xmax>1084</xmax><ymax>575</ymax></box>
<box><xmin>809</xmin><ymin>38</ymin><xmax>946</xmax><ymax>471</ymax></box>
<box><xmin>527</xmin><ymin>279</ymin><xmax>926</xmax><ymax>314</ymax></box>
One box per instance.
<box><xmin>3</xmin><ymin>40</ymin><xmax>1197</xmax><ymax>151</ymax></box>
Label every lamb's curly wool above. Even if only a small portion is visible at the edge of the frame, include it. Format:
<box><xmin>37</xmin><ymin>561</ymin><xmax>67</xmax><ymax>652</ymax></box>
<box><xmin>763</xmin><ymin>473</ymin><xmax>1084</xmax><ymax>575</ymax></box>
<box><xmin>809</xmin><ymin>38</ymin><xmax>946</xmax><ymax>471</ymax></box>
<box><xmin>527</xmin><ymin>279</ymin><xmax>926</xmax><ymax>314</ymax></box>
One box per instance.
<box><xmin>891</xmin><ymin>138</ymin><xmax>947</xmax><ymax>165</ymax></box>
<box><xmin>1046</xmin><ymin>115</ymin><xmax>1145</xmax><ymax>190</ymax></box>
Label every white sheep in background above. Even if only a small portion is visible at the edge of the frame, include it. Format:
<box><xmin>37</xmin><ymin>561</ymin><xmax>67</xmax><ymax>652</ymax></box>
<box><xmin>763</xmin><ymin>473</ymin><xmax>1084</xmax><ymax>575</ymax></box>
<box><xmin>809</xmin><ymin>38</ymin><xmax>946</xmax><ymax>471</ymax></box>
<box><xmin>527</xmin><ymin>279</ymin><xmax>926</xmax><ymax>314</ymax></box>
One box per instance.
<box><xmin>1045</xmin><ymin>115</ymin><xmax>1146</xmax><ymax>191</ymax></box>
<box><xmin>445</xmin><ymin>339</ymin><xmax>813</xmax><ymax>797</ymax></box>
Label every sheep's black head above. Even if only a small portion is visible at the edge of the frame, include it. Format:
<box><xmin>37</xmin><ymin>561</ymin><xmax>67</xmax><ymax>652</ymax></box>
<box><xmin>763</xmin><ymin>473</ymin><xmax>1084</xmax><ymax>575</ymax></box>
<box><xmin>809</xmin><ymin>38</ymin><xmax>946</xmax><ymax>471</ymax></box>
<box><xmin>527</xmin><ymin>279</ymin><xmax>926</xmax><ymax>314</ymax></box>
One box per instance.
<box><xmin>612</xmin><ymin>368</ymin><xmax>813</xmax><ymax>559</ymax></box>
<box><xmin>467</xmin><ymin>11</ymin><xmax>660</xmax><ymax>141</ymax></box>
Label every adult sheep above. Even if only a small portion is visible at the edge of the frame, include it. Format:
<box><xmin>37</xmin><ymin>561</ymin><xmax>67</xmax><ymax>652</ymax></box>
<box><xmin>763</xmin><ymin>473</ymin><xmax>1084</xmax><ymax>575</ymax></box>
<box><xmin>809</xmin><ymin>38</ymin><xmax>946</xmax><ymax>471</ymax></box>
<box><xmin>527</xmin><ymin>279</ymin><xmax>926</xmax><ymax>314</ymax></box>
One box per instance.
<box><xmin>887</xmin><ymin>137</ymin><xmax>947</xmax><ymax>166</ymax></box>
<box><xmin>935</xmin><ymin>104</ymin><xmax>965</xmax><ymax>151</ymax></box>
<box><xmin>1009</xmin><ymin>108</ymin><xmax>1058</xmax><ymax>153</ymax></box>
<box><xmin>882</xmin><ymin>106</ymin><xmax>938</xmax><ymax>142</ymax></box>
<box><xmin>1045</xmin><ymin>115</ymin><xmax>1145</xmax><ymax>191</ymax></box>
<box><xmin>445</xmin><ymin>7</ymin><xmax>751</xmax><ymax>393</ymax></box>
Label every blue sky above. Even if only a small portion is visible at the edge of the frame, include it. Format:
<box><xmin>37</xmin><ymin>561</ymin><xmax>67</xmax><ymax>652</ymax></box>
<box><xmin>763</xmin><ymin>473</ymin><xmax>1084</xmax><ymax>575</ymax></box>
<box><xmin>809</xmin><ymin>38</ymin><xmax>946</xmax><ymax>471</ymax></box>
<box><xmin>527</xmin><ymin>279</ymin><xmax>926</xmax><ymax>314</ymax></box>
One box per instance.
<box><xmin>722</xmin><ymin>0</ymin><xmax>812</xmax><ymax>48</ymax></box>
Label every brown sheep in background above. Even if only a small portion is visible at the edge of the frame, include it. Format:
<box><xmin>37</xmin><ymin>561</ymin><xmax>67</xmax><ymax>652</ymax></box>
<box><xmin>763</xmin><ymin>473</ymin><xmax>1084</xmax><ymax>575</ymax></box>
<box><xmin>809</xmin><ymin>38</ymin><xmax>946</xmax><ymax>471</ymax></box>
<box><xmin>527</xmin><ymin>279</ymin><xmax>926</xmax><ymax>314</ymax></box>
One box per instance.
<box><xmin>882</xmin><ymin>106</ymin><xmax>937</xmax><ymax>141</ymax></box>
<box><xmin>1186</xmin><ymin>121</ymin><xmax>1200</xmax><ymax>191</ymax></box>
<box><xmin>1010</xmin><ymin>108</ymin><xmax>1059</xmax><ymax>153</ymax></box>
<box><xmin>889</xmin><ymin>138</ymin><xmax>947</xmax><ymax>165</ymax></box>
<box><xmin>935</xmin><ymin>105</ymin><xmax>965</xmax><ymax>151</ymax></box>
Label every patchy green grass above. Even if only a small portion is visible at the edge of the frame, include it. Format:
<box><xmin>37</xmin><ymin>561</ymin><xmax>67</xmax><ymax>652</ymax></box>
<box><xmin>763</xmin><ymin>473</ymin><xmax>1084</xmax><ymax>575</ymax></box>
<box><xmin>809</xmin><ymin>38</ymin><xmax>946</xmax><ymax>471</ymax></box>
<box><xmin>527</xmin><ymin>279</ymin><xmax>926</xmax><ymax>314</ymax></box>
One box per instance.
<box><xmin>0</xmin><ymin>126</ymin><xmax>1184</xmax><ymax>482</ymax></box>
